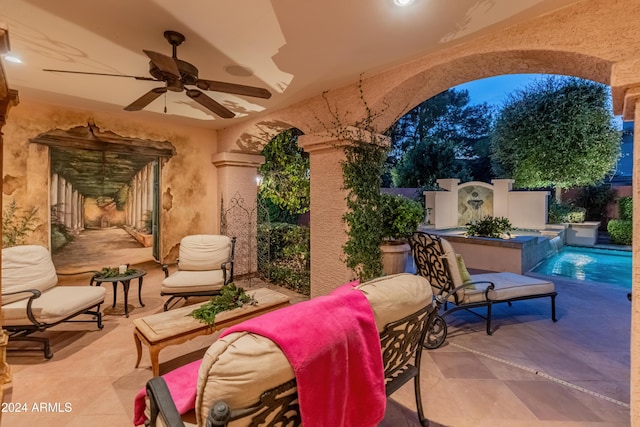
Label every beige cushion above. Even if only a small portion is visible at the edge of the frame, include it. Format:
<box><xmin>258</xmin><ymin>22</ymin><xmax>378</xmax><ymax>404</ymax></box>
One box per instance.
<box><xmin>195</xmin><ymin>273</ymin><xmax>432</xmax><ymax>427</ymax></box>
<box><xmin>196</xmin><ymin>332</ymin><xmax>294</xmax><ymax>427</ymax></box>
<box><xmin>2</xmin><ymin>245</ymin><xmax>59</xmax><ymax>305</ymax></box>
<box><xmin>179</xmin><ymin>235</ymin><xmax>231</xmax><ymax>271</ymax></box>
<box><xmin>462</xmin><ymin>272</ymin><xmax>555</xmax><ymax>304</ymax></box>
<box><xmin>356</xmin><ymin>273</ymin><xmax>432</xmax><ymax>331</ymax></box>
<box><xmin>3</xmin><ymin>285</ymin><xmax>106</xmax><ymax>326</ymax></box>
<box><xmin>162</xmin><ymin>270</ymin><xmax>225</xmax><ymax>294</ymax></box>
<box><xmin>439</xmin><ymin>238</ymin><xmax>466</xmax><ymax>301</ymax></box>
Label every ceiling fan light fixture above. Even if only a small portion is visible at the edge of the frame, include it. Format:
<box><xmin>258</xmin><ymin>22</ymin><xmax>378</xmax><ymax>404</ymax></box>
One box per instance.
<box><xmin>393</xmin><ymin>0</ymin><xmax>415</xmax><ymax>6</ymax></box>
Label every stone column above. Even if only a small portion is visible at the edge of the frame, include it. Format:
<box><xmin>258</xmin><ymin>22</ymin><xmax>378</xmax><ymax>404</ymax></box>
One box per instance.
<box><xmin>623</xmin><ymin>86</ymin><xmax>640</xmax><ymax>425</ymax></box>
<box><xmin>298</xmin><ymin>129</ymin><xmax>389</xmax><ymax>297</ymax></box>
<box><xmin>212</xmin><ymin>152</ymin><xmax>265</xmax><ymax>276</ymax></box>
<box><xmin>50</xmin><ymin>173</ymin><xmax>58</xmax><ymax>223</ymax></box>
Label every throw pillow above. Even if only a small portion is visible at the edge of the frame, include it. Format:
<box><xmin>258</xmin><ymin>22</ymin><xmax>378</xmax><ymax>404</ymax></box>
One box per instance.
<box><xmin>455</xmin><ymin>254</ymin><xmax>475</xmax><ymax>289</ymax></box>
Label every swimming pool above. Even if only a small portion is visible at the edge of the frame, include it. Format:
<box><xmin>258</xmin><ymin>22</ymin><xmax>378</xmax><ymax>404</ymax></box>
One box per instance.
<box><xmin>531</xmin><ymin>246</ymin><xmax>632</xmax><ymax>288</ymax></box>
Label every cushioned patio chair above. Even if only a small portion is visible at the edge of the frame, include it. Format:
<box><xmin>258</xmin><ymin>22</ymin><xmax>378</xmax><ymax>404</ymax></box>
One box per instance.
<box><xmin>143</xmin><ymin>273</ymin><xmax>437</xmax><ymax>427</ymax></box>
<box><xmin>161</xmin><ymin>235</ymin><xmax>236</xmax><ymax>311</ymax></box>
<box><xmin>409</xmin><ymin>231</ymin><xmax>557</xmax><ymax>346</ymax></box>
<box><xmin>1</xmin><ymin>245</ymin><xmax>106</xmax><ymax>358</ymax></box>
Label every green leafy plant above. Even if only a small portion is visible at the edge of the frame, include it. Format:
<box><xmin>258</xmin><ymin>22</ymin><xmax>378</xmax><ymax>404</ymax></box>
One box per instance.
<box><xmin>258</xmin><ymin>223</ymin><xmax>310</xmax><ymax>295</ymax></box>
<box><xmin>188</xmin><ymin>283</ymin><xmax>257</xmax><ymax>326</ymax></box>
<box><xmin>619</xmin><ymin>196</ymin><xmax>633</xmax><ymax>220</ymax></box>
<box><xmin>547</xmin><ymin>200</ymin><xmax>586</xmax><ymax>224</ymax></box>
<box><xmin>465</xmin><ymin>216</ymin><xmax>514</xmax><ymax>239</ymax></box>
<box><xmin>379</xmin><ymin>194</ymin><xmax>424</xmax><ymax>241</ymax></box>
<box><xmin>97</xmin><ymin>266</ymin><xmax>137</xmax><ymax>278</ymax></box>
<box><xmin>607</xmin><ymin>219</ymin><xmax>632</xmax><ymax>245</ymax></box>
<box><xmin>2</xmin><ymin>200</ymin><xmax>40</xmax><ymax>248</ymax></box>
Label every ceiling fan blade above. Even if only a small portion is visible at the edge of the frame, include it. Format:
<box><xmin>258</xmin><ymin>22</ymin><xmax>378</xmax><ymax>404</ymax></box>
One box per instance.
<box><xmin>143</xmin><ymin>50</ymin><xmax>180</xmax><ymax>78</ymax></box>
<box><xmin>42</xmin><ymin>69</ymin><xmax>157</xmax><ymax>81</ymax></box>
<box><xmin>195</xmin><ymin>79</ymin><xmax>272</xmax><ymax>99</ymax></box>
<box><xmin>124</xmin><ymin>87</ymin><xmax>167</xmax><ymax>111</ymax></box>
<box><xmin>186</xmin><ymin>89</ymin><xmax>235</xmax><ymax>118</ymax></box>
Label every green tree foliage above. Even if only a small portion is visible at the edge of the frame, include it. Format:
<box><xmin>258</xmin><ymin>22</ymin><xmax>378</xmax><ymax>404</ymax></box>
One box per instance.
<box><xmin>491</xmin><ymin>77</ymin><xmax>621</xmax><ymax>200</ymax></box>
<box><xmin>3</xmin><ymin>200</ymin><xmax>40</xmax><ymax>248</ymax></box>
<box><xmin>258</xmin><ymin>128</ymin><xmax>309</xmax><ymax>216</ymax></box>
<box><xmin>387</xmin><ymin>88</ymin><xmax>494</xmax><ymax>188</ymax></box>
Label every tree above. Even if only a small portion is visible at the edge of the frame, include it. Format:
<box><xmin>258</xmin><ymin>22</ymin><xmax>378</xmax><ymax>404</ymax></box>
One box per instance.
<box><xmin>258</xmin><ymin>128</ymin><xmax>309</xmax><ymax>217</ymax></box>
<box><xmin>387</xmin><ymin>88</ymin><xmax>494</xmax><ymax>188</ymax></box>
<box><xmin>491</xmin><ymin>77</ymin><xmax>621</xmax><ymax>201</ymax></box>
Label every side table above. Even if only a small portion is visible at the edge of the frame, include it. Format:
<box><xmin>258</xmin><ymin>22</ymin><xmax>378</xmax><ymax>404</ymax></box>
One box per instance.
<box><xmin>93</xmin><ymin>269</ymin><xmax>147</xmax><ymax>317</ymax></box>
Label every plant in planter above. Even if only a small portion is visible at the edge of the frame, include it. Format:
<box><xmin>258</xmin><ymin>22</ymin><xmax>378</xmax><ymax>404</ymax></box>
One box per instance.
<box><xmin>465</xmin><ymin>216</ymin><xmax>514</xmax><ymax>239</ymax></box>
<box><xmin>379</xmin><ymin>194</ymin><xmax>424</xmax><ymax>275</ymax></box>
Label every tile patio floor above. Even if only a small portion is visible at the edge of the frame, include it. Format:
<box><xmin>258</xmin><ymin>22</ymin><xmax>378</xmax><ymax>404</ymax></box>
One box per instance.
<box><xmin>1</xmin><ymin>260</ymin><xmax>631</xmax><ymax>426</ymax></box>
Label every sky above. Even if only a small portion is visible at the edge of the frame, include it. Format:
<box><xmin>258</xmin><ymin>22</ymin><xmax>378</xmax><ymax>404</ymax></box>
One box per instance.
<box><xmin>454</xmin><ymin>73</ymin><xmax>541</xmax><ymax>108</ymax></box>
<box><xmin>455</xmin><ymin>73</ymin><xmax>624</xmax><ymax>126</ymax></box>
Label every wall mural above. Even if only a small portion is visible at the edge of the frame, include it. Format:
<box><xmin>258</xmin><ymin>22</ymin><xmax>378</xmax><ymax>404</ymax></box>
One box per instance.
<box><xmin>48</xmin><ymin>146</ymin><xmax>157</xmax><ymax>272</ymax></box>
<box><xmin>458</xmin><ymin>185</ymin><xmax>494</xmax><ymax>226</ymax></box>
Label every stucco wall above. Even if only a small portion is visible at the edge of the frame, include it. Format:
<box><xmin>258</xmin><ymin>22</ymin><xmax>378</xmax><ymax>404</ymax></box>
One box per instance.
<box><xmin>2</xmin><ymin>100</ymin><xmax>219</xmax><ymax>264</ymax></box>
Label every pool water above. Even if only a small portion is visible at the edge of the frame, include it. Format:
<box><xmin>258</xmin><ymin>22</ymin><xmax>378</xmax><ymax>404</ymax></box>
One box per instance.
<box><xmin>532</xmin><ymin>246</ymin><xmax>632</xmax><ymax>288</ymax></box>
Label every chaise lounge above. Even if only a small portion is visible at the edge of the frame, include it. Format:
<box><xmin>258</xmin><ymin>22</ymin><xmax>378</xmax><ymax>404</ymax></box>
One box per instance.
<box><xmin>410</xmin><ymin>231</ymin><xmax>557</xmax><ymax>346</ymax></box>
<box><xmin>1</xmin><ymin>245</ymin><xmax>106</xmax><ymax>358</ymax></box>
<box><xmin>142</xmin><ymin>273</ymin><xmax>437</xmax><ymax>426</ymax></box>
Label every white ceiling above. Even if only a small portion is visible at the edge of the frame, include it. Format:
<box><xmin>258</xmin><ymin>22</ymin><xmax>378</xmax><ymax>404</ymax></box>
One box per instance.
<box><xmin>0</xmin><ymin>0</ymin><xmax>582</xmax><ymax>129</ymax></box>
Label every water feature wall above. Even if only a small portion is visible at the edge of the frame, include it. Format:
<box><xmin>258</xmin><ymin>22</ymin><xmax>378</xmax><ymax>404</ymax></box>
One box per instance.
<box><xmin>424</xmin><ymin>178</ymin><xmax>550</xmax><ymax>229</ymax></box>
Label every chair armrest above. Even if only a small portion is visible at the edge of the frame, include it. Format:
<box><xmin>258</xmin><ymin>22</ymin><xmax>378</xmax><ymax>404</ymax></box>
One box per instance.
<box><xmin>58</xmin><ymin>270</ymin><xmax>100</xmax><ymax>286</ymax></box>
<box><xmin>161</xmin><ymin>262</ymin><xmax>178</xmax><ymax>279</ymax></box>
<box><xmin>435</xmin><ymin>282</ymin><xmax>482</xmax><ymax>304</ymax></box>
<box><xmin>221</xmin><ymin>259</ymin><xmax>234</xmax><ymax>284</ymax></box>
<box><xmin>2</xmin><ymin>289</ymin><xmax>45</xmax><ymax>329</ymax></box>
<box><xmin>146</xmin><ymin>377</ymin><xmax>186</xmax><ymax>427</ymax></box>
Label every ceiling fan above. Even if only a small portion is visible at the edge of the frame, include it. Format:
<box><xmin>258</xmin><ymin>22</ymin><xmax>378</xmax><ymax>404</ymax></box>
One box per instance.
<box><xmin>43</xmin><ymin>30</ymin><xmax>272</xmax><ymax>119</ymax></box>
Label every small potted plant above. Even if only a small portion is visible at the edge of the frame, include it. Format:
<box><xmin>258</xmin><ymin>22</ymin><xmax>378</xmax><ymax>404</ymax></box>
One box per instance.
<box><xmin>379</xmin><ymin>194</ymin><xmax>424</xmax><ymax>275</ymax></box>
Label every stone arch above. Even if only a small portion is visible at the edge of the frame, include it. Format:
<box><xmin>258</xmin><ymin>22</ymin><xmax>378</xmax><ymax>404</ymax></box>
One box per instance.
<box><xmin>368</xmin><ymin>49</ymin><xmax>615</xmax><ymax>131</ymax></box>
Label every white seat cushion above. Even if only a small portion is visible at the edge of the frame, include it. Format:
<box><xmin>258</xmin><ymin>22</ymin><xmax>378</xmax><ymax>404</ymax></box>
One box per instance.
<box><xmin>3</xmin><ymin>285</ymin><xmax>106</xmax><ymax>326</ymax></box>
<box><xmin>463</xmin><ymin>272</ymin><xmax>555</xmax><ymax>304</ymax></box>
<box><xmin>161</xmin><ymin>270</ymin><xmax>225</xmax><ymax>294</ymax></box>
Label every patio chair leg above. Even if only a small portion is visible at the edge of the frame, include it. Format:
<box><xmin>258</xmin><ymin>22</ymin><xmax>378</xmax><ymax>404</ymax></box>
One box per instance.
<box><xmin>414</xmin><ymin>372</ymin><xmax>429</xmax><ymax>426</ymax></box>
<box><xmin>9</xmin><ymin>335</ymin><xmax>53</xmax><ymax>359</ymax></box>
<box><xmin>551</xmin><ymin>294</ymin><xmax>557</xmax><ymax>322</ymax></box>
<box><xmin>486</xmin><ymin>303</ymin><xmax>493</xmax><ymax>335</ymax></box>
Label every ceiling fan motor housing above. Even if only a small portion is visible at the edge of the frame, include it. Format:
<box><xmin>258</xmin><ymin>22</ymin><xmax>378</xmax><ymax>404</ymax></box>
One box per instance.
<box><xmin>149</xmin><ymin>58</ymin><xmax>199</xmax><ymax>88</ymax></box>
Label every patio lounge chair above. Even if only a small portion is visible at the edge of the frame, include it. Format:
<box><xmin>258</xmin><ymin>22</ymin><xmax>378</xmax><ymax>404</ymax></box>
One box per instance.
<box><xmin>161</xmin><ymin>235</ymin><xmax>236</xmax><ymax>311</ymax></box>
<box><xmin>143</xmin><ymin>273</ymin><xmax>437</xmax><ymax>427</ymax></box>
<box><xmin>1</xmin><ymin>245</ymin><xmax>106</xmax><ymax>358</ymax></box>
<box><xmin>409</xmin><ymin>231</ymin><xmax>557</xmax><ymax>346</ymax></box>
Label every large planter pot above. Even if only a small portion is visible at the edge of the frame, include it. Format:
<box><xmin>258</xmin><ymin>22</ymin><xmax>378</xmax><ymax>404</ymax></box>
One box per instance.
<box><xmin>381</xmin><ymin>241</ymin><xmax>411</xmax><ymax>275</ymax></box>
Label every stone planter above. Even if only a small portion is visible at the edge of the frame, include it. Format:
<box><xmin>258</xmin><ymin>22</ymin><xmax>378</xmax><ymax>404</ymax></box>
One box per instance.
<box><xmin>563</xmin><ymin>221</ymin><xmax>600</xmax><ymax>246</ymax></box>
<box><xmin>381</xmin><ymin>241</ymin><xmax>411</xmax><ymax>275</ymax></box>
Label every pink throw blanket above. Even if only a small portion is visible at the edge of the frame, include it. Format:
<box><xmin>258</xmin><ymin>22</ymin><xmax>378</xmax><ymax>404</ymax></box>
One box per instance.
<box><xmin>133</xmin><ymin>359</ymin><xmax>201</xmax><ymax>426</ymax></box>
<box><xmin>220</xmin><ymin>282</ymin><xmax>386</xmax><ymax>427</ymax></box>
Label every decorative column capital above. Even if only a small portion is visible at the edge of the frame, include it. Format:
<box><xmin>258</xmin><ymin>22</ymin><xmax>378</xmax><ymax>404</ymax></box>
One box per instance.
<box><xmin>211</xmin><ymin>152</ymin><xmax>265</xmax><ymax>168</ymax></box>
<box><xmin>298</xmin><ymin>126</ymin><xmax>390</xmax><ymax>153</ymax></box>
<box><xmin>622</xmin><ymin>86</ymin><xmax>640</xmax><ymax>121</ymax></box>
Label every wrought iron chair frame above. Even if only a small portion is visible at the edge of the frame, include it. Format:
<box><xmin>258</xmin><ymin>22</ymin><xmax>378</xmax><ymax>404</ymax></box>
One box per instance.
<box><xmin>4</xmin><ymin>270</ymin><xmax>104</xmax><ymax>359</ymax></box>
<box><xmin>409</xmin><ymin>231</ymin><xmax>557</xmax><ymax>341</ymax></box>
<box><xmin>161</xmin><ymin>236</ymin><xmax>236</xmax><ymax>311</ymax></box>
<box><xmin>145</xmin><ymin>303</ymin><xmax>437</xmax><ymax>427</ymax></box>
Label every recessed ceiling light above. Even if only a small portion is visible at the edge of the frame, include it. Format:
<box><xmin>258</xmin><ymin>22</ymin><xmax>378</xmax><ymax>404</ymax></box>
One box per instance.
<box><xmin>393</xmin><ymin>0</ymin><xmax>415</xmax><ymax>6</ymax></box>
<box><xmin>3</xmin><ymin>54</ymin><xmax>22</xmax><ymax>63</ymax></box>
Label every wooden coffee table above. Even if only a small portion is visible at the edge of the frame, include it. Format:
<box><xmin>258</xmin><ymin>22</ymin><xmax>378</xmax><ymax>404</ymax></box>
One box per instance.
<box><xmin>133</xmin><ymin>287</ymin><xmax>290</xmax><ymax>376</ymax></box>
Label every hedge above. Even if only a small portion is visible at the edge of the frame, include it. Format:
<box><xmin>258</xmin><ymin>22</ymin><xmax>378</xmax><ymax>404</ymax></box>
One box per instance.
<box><xmin>607</xmin><ymin>219</ymin><xmax>632</xmax><ymax>245</ymax></box>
